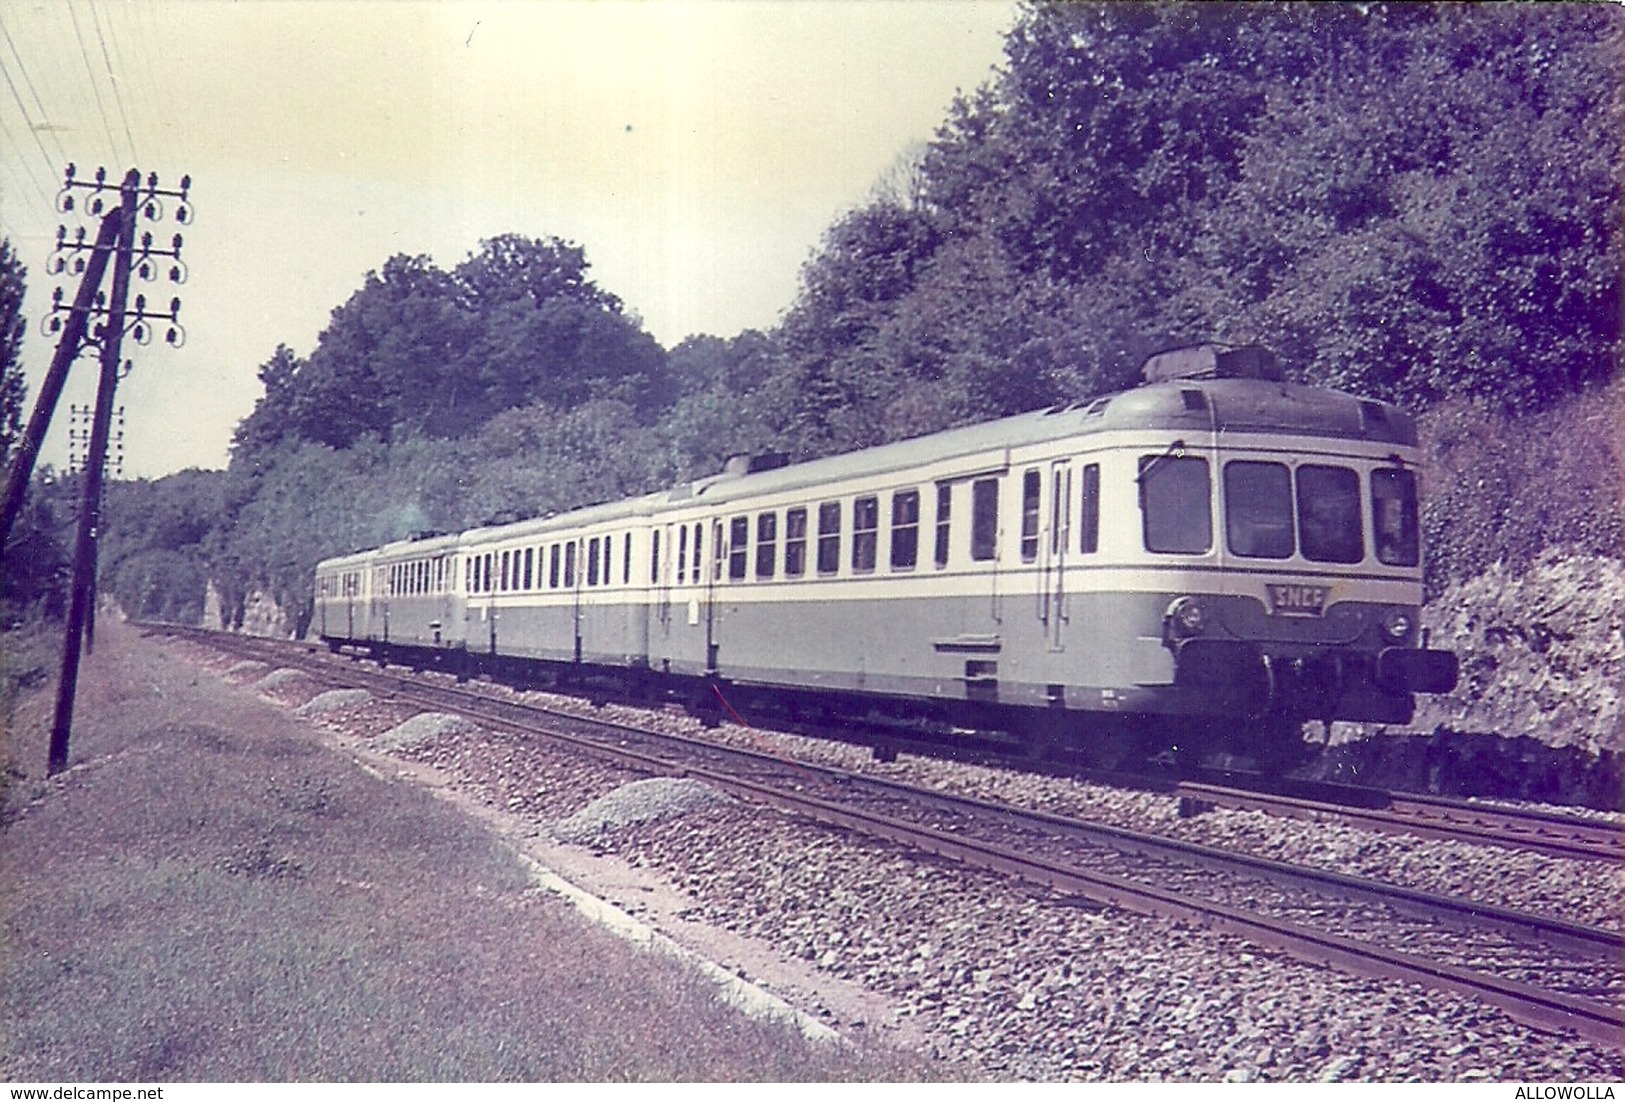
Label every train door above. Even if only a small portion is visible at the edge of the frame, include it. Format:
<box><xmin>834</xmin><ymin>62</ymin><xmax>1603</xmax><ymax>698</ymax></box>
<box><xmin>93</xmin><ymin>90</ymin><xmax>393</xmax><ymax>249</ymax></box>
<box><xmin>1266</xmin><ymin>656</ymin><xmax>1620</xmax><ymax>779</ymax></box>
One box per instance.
<box><xmin>433</xmin><ymin>554</ymin><xmax>448</xmax><ymax>646</ymax></box>
<box><xmin>485</xmin><ymin>552</ymin><xmax>498</xmax><ymax>656</ymax></box>
<box><xmin>1044</xmin><ymin>460</ymin><xmax>1071</xmax><ymax>651</ymax></box>
<box><xmin>570</xmin><ymin>537</ymin><xmax>584</xmax><ymax>664</ymax></box>
<box><xmin>705</xmin><ymin>517</ymin><xmax>723</xmax><ymax>673</ymax></box>
<box><xmin>373</xmin><ymin>564</ymin><xmax>390</xmax><ymax>643</ymax></box>
<box><xmin>656</xmin><ymin>524</ymin><xmax>674</xmax><ymax>636</ymax></box>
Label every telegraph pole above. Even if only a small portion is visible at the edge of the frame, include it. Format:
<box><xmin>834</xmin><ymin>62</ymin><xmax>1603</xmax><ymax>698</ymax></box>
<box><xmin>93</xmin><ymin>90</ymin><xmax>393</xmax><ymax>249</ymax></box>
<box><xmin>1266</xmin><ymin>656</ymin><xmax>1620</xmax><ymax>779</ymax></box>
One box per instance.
<box><xmin>0</xmin><ymin>211</ymin><xmax>119</xmax><ymax>551</ymax></box>
<box><xmin>44</xmin><ymin>166</ymin><xmax>190</xmax><ymax>775</ymax></box>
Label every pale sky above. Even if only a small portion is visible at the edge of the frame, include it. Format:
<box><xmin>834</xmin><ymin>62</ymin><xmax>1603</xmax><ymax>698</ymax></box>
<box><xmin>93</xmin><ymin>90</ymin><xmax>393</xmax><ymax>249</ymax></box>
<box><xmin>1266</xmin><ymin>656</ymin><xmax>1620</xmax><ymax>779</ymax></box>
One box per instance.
<box><xmin>1</xmin><ymin>0</ymin><xmax>1018</xmax><ymax>478</ymax></box>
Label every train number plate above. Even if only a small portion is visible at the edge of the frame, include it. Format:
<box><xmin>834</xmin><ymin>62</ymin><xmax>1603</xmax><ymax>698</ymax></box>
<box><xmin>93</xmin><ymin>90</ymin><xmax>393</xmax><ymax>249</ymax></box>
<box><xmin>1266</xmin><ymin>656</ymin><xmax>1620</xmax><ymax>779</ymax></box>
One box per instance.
<box><xmin>1267</xmin><ymin>584</ymin><xmax>1329</xmax><ymax>617</ymax></box>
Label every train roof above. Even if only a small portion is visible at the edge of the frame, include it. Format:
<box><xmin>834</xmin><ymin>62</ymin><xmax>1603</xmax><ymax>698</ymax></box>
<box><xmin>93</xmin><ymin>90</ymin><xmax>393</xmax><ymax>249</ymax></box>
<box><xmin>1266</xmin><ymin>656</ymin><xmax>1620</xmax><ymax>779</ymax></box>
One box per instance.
<box><xmin>671</xmin><ymin>375</ymin><xmax>1416</xmax><ymax>509</ymax></box>
<box><xmin>325</xmin><ymin>362</ymin><xmax>1418</xmax><ymax>562</ymax></box>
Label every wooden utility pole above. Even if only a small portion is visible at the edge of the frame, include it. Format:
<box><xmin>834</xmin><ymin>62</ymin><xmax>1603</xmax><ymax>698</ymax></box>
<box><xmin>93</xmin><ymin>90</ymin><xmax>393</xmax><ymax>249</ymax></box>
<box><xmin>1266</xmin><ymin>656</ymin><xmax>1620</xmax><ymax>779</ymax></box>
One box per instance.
<box><xmin>36</xmin><ymin>166</ymin><xmax>191</xmax><ymax>775</ymax></box>
<box><xmin>0</xmin><ymin>213</ymin><xmax>119</xmax><ymax>552</ymax></box>
<box><xmin>48</xmin><ymin>170</ymin><xmax>137</xmax><ymax>774</ymax></box>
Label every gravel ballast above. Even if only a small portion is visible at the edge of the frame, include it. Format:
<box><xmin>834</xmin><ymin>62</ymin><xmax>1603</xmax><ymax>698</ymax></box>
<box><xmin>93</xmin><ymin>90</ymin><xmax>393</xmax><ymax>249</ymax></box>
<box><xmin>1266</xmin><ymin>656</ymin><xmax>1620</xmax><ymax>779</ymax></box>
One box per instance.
<box><xmin>207</xmin><ymin>649</ymin><xmax>1624</xmax><ymax>1081</ymax></box>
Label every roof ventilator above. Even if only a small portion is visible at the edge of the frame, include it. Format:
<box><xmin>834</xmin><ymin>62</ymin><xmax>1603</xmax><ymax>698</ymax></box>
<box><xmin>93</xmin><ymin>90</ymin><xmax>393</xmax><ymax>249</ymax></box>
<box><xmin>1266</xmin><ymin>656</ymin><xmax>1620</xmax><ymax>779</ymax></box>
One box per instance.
<box><xmin>1141</xmin><ymin>343</ymin><xmax>1283</xmax><ymax>384</ymax></box>
<box><xmin>721</xmin><ymin>451</ymin><xmax>791</xmax><ymax>477</ymax></box>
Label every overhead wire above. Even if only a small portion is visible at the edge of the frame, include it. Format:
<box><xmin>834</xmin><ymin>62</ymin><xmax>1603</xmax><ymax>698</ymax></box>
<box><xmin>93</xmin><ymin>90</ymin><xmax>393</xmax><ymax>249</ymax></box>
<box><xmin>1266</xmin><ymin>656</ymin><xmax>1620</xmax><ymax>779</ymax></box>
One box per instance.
<box><xmin>1</xmin><ymin>22</ymin><xmax>71</xmax><ymax>170</ymax></box>
<box><xmin>86</xmin><ymin>0</ymin><xmax>140</xmax><ymax>168</ymax></box>
<box><xmin>0</xmin><ymin>108</ymin><xmax>56</xmax><ymax>212</ymax></box>
<box><xmin>66</xmin><ymin>0</ymin><xmax>129</xmax><ymax>171</ymax></box>
<box><xmin>0</xmin><ymin>23</ymin><xmax>67</xmax><ymax>213</ymax></box>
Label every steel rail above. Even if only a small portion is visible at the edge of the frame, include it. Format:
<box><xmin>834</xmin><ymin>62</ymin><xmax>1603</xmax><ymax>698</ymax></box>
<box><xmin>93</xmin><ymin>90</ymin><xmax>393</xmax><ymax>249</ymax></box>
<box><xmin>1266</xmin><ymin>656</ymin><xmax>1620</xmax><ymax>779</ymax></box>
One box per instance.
<box><xmin>149</xmin><ymin>625</ymin><xmax>1625</xmax><ymax>1047</ymax></box>
<box><xmin>1177</xmin><ymin>780</ymin><xmax>1624</xmax><ymax>863</ymax></box>
<box><xmin>349</xmin><ymin>669</ymin><xmax>1625</xmax><ymax>1045</ymax></box>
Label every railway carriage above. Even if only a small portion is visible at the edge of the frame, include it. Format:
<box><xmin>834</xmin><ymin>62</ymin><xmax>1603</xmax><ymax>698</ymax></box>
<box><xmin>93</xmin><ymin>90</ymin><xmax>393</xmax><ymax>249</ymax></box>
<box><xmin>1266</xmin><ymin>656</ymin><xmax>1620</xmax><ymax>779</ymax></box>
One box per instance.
<box><xmin>313</xmin><ymin>344</ymin><xmax>1458</xmax><ymax>769</ymax></box>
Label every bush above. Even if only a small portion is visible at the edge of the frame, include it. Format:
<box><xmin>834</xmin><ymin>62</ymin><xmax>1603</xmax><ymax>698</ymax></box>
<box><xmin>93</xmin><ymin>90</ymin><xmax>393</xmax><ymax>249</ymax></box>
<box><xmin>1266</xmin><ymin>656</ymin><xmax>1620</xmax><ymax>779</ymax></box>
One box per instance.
<box><xmin>1418</xmin><ymin>375</ymin><xmax>1624</xmax><ymax>598</ymax></box>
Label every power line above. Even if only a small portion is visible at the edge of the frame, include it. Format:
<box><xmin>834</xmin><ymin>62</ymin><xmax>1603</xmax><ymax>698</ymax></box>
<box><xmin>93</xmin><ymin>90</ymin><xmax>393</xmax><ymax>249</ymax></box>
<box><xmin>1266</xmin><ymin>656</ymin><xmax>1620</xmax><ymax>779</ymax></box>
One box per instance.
<box><xmin>0</xmin><ymin>44</ymin><xmax>66</xmax><ymax>203</ymax></box>
<box><xmin>0</xmin><ymin>21</ymin><xmax>71</xmax><ymax>168</ymax></box>
<box><xmin>66</xmin><ymin>0</ymin><xmax>128</xmax><ymax>169</ymax></box>
<box><xmin>86</xmin><ymin>0</ymin><xmax>140</xmax><ymax>167</ymax></box>
<box><xmin>0</xmin><ymin>108</ymin><xmax>56</xmax><ymax>212</ymax></box>
<box><xmin>129</xmin><ymin>2</ymin><xmax>175</xmax><ymax>166</ymax></box>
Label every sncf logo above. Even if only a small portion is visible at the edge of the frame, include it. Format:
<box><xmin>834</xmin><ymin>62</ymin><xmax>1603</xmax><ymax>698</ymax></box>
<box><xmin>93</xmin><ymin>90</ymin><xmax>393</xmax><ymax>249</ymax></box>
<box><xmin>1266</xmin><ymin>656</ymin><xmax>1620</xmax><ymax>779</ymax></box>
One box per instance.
<box><xmin>1267</xmin><ymin>584</ymin><xmax>1329</xmax><ymax>617</ymax></box>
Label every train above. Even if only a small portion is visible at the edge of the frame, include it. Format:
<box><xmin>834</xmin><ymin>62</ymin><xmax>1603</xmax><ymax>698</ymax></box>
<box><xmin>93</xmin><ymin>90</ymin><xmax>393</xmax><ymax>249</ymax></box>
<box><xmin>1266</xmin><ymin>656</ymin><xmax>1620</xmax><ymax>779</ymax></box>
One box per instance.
<box><xmin>313</xmin><ymin>343</ymin><xmax>1459</xmax><ymax>771</ymax></box>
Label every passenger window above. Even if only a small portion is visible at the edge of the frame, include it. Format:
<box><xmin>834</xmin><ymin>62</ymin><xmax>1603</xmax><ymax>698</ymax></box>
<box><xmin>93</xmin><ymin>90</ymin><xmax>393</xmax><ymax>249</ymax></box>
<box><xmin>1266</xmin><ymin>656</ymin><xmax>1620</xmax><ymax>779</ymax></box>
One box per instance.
<box><xmin>1372</xmin><ymin>468</ymin><xmax>1420</xmax><ymax>566</ymax></box>
<box><xmin>549</xmin><ymin>544</ymin><xmax>560</xmax><ymax>589</ymax></box>
<box><xmin>677</xmin><ymin>525</ymin><xmax>688</xmax><ymax>583</ymax></box>
<box><xmin>891</xmin><ymin>489</ymin><xmax>920</xmax><ymax>570</ymax></box>
<box><xmin>971</xmin><ymin>478</ymin><xmax>999</xmax><ymax>561</ymax></box>
<box><xmin>522</xmin><ymin>548</ymin><xmax>534</xmax><ymax>590</ymax></box>
<box><xmin>785</xmin><ymin>508</ymin><xmax>808</xmax><ymax>576</ymax></box>
<box><xmin>1297</xmin><ymin>464</ymin><xmax>1363</xmax><ymax>563</ymax></box>
<box><xmin>852</xmin><ymin>496</ymin><xmax>879</xmax><ymax>573</ymax></box>
<box><xmin>729</xmin><ymin>516</ymin><xmax>749</xmax><ymax>581</ymax></box>
<box><xmin>934</xmin><ymin>484</ymin><xmax>951</xmax><ymax>568</ymax></box>
<box><xmin>1140</xmin><ymin>455</ymin><xmax>1212</xmax><ymax>554</ymax></box>
<box><xmin>602</xmin><ymin>535</ymin><xmax>612</xmax><ymax>586</ymax></box>
<box><xmin>587</xmin><ymin>538</ymin><xmax>601</xmax><ymax>586</ymax></box>
<box><xmin>713</xmin><ymin>520</ymin><xmax>725</xmax><ymax>582</ymax></box>
<box><xmin>564</xmin><ymin>543</ymin><xmax>577</xmax><ymax>588</ymax></box>
<box><xmin>1021</xmin><ymin>469</ymin><xmax>1041</xmax><ymax>562</ymax></box>
<box><xmin>623</xmin><ymin>532</ymin><xmax>632</xmax><ymax>585</ymax></box>
<box><xmin>651</xmin><ymin>530</ymin><xmax>661</xmax><ymax>584</ymax></box>
<box><xmin>817</xmin><ymin>501</ymin><xmax>841</xmax><ymax>574</ymax></box>
<box><xmin>1225</xmin><ymin>461</ymin><xmax>1294</xmax><ymax>559</ymax></box>
<box><xmin>693</xmin><ymin>523</ymin><xmax>703</xmax><ymax>584</ymax></box>
<box><xmin>756</xmin><ymin>513</ymin><xmax>777</xmax><ymax>579</ymax></box>
<box><xmin>1051</xmin><ymin>467</ymin><xmax>1070</xmax><ymax>554</ymax></box>
<box><xmin>1080</xmin><ymin>463</ymin><xmax>1100</xmax><ymax>554</ymax></box>
<box><xmin>483</xmin><ymin>553</ymin><xmax>493</xmax><ymax>592</ymax></box>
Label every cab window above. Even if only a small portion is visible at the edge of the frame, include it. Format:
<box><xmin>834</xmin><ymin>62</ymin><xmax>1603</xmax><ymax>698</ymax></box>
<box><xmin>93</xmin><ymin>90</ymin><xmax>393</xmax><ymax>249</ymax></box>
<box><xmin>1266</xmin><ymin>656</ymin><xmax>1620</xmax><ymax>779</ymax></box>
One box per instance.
<box><xmin>1140</xmin><ymin>455</ymin><xmax>1211</xmax><ymax>554</ymax></box>
<box><xmin>1224</xmin><ymin>461</ymin><xmax>1294</xmax><ymax>559</ymax></box>
<box><xmin>1297</xmin><ymin>464</ymin><xmax>1363</xmax><ymax>563</ymax></box>
<box><xmin>1372</xmin><ymin>468</ymin><xmax>1419</xmax><ymax>566</ymax></box>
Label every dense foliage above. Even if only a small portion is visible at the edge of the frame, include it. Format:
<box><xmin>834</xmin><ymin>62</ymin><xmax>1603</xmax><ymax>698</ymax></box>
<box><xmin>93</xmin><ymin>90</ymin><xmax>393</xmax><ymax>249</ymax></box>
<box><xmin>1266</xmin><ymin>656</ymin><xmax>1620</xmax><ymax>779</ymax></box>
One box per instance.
<box><xmin>0</xmin><ymin>239</ymin><xmax>26</xmax><ymax>469</ymax></box>
<box><xmin>8</xmin><ymin>2</ymin><xmax>1616</xmax><ymax>631</ymax></box>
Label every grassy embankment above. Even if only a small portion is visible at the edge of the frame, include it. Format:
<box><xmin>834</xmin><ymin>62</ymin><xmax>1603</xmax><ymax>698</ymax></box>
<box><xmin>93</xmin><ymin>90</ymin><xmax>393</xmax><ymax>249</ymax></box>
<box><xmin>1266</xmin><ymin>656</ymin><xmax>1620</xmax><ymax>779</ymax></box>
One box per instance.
<box><xmin>0</xmin><ymin>620</ymin><xmax>927</xmax><ymax>1081</ymax></box>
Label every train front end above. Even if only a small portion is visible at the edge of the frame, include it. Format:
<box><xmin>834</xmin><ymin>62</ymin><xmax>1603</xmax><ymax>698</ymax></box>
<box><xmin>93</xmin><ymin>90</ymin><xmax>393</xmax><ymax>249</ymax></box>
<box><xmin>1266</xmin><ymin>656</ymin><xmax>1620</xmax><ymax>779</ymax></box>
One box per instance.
<box><xmin>1122</xmin><ymin>348</ymin><xmax>1458</xmax><ymax>759</ymax></box>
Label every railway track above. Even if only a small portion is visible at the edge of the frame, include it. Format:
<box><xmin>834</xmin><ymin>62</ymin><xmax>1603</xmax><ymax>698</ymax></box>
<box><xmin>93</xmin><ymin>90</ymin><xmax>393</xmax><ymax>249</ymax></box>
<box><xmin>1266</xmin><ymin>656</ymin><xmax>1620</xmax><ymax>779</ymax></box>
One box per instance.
<box><xmin>1176</xmin><ymin>780</ymin><xmax>1625</xmax><ymax>863</ymax></box>
<box><xmin>148</xmin><ymin>623</ymin><xmax>1625</xmax><ymax>1048</ymax></box>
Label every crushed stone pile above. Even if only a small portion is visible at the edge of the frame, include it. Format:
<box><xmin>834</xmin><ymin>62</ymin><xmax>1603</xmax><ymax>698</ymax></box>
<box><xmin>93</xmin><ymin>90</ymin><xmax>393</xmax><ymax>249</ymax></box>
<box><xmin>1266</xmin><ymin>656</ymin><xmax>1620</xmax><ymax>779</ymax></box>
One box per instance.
<box><xmin>254</xmin><ymin>668</ymin><xmax>307</xmax><ymax>691</ymax></box>
<box><xmin>295</xmin><ymin>688</ymin><xmax>372</xmax><ymax>717</ymax></box>
<box><xmin>376</xmin><ymin>712</ymin><xmax>484</xmax><ymax>752</ymax></box>
<box><xmin>551</xmin><ymin>778</ymin><xmax>735</xmax><ymax>844</ymax></box>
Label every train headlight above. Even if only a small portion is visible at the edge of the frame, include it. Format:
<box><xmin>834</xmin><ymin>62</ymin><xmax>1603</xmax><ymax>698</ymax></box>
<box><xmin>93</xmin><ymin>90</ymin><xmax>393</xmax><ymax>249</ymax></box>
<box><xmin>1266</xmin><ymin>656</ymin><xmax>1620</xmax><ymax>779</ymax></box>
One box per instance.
<box><xmin>1381</xmin><ymin>608</ymin><xmax>1414</xmax><ymax>643</ymax></box>
<box><xmin>1166</xmin><ymin>596</ymin><xmax>1208</xmax><ymax>638</ymax></box>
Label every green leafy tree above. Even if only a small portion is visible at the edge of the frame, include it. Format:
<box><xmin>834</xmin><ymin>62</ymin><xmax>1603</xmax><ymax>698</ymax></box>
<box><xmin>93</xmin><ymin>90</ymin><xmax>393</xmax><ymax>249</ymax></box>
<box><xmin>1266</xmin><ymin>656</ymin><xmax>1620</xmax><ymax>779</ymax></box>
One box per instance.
<box><xmin>231</xmin><ymin>344</ymin><xmax>305</xmax><ymax>456</ymax></box>
<box><xmin>99</xmin><ymin>470</ymin><xmax>225</xmax><ymax>622</ymax></box>
<box><xmin>0</xmin><ymin>239</ymin><xmax>27</xmax><ymax>468</ymax></box>
<box><xmin>1</xmin><ymin>473</ymin><xmax>69</xmax><ymax>625</ymax></box>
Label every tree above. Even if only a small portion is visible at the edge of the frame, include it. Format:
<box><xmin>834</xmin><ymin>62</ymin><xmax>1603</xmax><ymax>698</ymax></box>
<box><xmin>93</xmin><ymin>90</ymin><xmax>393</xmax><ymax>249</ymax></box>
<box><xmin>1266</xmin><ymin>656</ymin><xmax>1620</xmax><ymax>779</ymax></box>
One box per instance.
<box><xmin>0</xmin><ymin>239</ymin><xmax>27</xmax><ymax>468</ymax></box>
<box><xmin>231</xmin><ymin>344</ymin><xmax>304</xmax><ymax>458</ymax></box>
